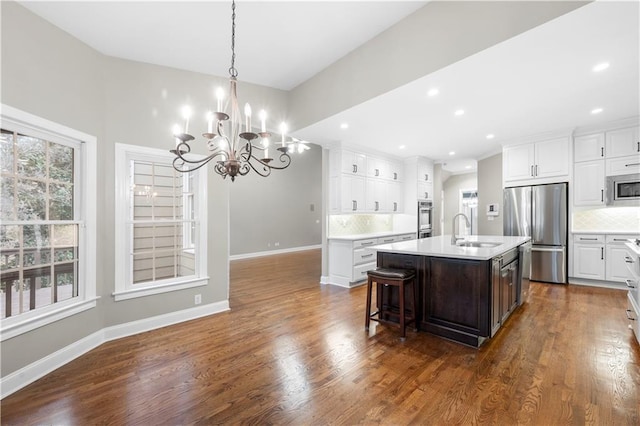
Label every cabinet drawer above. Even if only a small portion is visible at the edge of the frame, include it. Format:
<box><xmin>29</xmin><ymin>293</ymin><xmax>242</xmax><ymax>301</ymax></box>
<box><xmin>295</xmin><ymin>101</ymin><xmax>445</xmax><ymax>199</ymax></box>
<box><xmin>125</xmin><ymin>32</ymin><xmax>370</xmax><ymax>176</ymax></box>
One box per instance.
<box><xmin>573</xmin><ymin>234</ymin><xmax>605</xmax><ymax>243</ymax></box>
<box><xmin>606</xmin><ymin>235</ymin><xmax>638</xmax><ymax>244</ymax></box>
<box><xmin>353</xmin><ymin>238</ymin><xmax>377</xmax><ymax>249</ymax></box>
<box><xmin>354</xmin><ymin>261</ymin><xmax>376</xmax><ymax>281</ymax></box>
<box><xmin>354</xmin><ymin>248</ymin><xmax>376</xmax><ymax>265</ymax></box>
<box><xmin>377</xmin><ymin>236</ymin><xmax>398</xmax><ymax>245</ymax></box>
<box><xmin>398</xmin><ymin>233</ymin><xmax>415</xmax><ymax>241</ymax></box>
<box><xmin>606</xmin><ymin>154</ymin><xmax>640</xmax><ymax>176</ymax></box>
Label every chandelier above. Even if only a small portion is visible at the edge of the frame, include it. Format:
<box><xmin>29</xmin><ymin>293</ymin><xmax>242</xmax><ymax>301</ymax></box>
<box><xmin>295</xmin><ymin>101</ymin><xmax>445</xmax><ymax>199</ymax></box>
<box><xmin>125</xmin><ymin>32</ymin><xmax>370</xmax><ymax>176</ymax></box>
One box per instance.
<box><xmin>170</xmin><ymin>0</ymin><xmax>294</xmax><ymax>181</ymax></box>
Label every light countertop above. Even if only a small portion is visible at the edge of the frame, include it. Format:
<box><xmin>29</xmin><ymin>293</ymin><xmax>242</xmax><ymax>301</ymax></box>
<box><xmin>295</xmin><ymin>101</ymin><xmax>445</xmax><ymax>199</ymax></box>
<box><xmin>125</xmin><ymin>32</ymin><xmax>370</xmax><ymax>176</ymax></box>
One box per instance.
<box><xmin>371</xmin><ymin>235</ymin><xmax>531</xmax><ymax>261</ymax></box>
<box><xmin>571</xmin><ymin>230</ymin><xmax>640</xmax><ymax>235</ymax></box>
<box><xmin>328</xmin><ymin>230</ymin><xmax>416</xmax><ymax>241</ymax></box>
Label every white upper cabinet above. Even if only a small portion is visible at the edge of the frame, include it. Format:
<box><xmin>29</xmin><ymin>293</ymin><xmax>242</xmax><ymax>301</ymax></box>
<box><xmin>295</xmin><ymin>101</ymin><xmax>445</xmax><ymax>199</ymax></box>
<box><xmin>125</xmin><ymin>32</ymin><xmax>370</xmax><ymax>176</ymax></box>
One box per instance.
<box><xmin>366</xmin><ymin>157</ymin><xmax>387</xmax><ymax>180</ymax></box>
<box><xmin>574</xmin><ymin>160</ymin><xmax>605</xmax><ymax>206</ymax></box>
<box><xmin>606</xmin><ymin>127</ymin><xmax>640</xmax><ymax>159</ymax></box>
<box><xmin>535</xmin><ymin>137</ymin><xmax>570</xmax><ymax>179</ymax></box>
<box><xmin>365</xmin><ymin>179</ymin><xmax>387</xmax><ymax>212</ymax></box>
<box><xmin>503</xmin><ymin>144</ymin><xmax>535</xmax><ymax>181</ymax></box>
<box><xmin>340</xmin><ymin>175</ymin><xmax>366</xmax><ymax>213</ymax></box>
<box><xmin>387</xmin><ymin>160</ymin><xmax>403</xmax><ymax>181</ymax></box>
<box><xmin>417</xmin><ymin>157</ymin><xmax>434</xmax><ymax>183</ymax></box>
<box><xmin>574</xmin><ymin>133</ymin><xmax>605</xmax><ymax>162</ymax></box>
<box><xmin>503</xmin><ymin>137</ymin><xmax>569</xmax><ymax>183</ymax></box>
<box><xmin>340</xmin><ymin>150</ymin><xmax>367</xmax><ymax>176</ymax></box>
<box><xmin>388</xmin><ymin>181</ymin><xmax>403</xmax><ymax>213</ymax></box>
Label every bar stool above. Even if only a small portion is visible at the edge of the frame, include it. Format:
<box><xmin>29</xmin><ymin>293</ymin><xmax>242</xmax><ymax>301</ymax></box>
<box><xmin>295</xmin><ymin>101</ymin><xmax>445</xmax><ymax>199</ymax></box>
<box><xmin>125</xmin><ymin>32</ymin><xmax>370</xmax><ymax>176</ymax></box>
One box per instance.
<box><xmin>365</xmin><ymin>268</ymin><xmax>417</xmax><ymax>339</ymax></box>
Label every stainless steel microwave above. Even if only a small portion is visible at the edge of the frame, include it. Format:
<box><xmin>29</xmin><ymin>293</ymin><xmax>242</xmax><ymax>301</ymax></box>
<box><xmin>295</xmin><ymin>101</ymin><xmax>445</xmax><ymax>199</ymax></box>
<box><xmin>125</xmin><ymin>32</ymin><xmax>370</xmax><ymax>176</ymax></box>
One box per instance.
<box><xmin>606</xmin><ymin>173</ymin><xmax>640</xmax><ymax>205</ymax></box>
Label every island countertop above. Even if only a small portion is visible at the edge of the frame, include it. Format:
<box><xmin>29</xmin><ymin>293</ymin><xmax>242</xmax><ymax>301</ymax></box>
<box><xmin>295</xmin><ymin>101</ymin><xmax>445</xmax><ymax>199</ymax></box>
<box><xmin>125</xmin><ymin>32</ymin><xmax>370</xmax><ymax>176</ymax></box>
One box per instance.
<box><xmin>371</xmin><ymin>235</ymin><xmax>531</xmax><ymax>260</ymax></box>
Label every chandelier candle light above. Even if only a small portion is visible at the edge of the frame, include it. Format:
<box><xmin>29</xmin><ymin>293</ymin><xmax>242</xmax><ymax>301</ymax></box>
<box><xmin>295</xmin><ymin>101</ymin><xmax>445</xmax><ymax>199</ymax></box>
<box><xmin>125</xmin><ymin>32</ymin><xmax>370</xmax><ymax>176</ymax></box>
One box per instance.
<box><xmin>170</xmin><ymin>0</ymin><xmax>293</xmax><ymax>181</ymax></box>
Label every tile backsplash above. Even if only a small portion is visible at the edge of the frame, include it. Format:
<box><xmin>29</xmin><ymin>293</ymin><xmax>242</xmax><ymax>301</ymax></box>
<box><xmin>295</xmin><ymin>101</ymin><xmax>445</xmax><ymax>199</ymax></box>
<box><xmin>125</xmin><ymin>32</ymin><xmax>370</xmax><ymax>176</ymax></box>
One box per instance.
<box><xmin>572</xmin><ymin>207</ymin><xmax>640</xmax><ymax>232</ymax></box>
<box><xmin>329</xmin><ymin>214</ymin><xmax>393</xmax><ymax>236</ymax></box>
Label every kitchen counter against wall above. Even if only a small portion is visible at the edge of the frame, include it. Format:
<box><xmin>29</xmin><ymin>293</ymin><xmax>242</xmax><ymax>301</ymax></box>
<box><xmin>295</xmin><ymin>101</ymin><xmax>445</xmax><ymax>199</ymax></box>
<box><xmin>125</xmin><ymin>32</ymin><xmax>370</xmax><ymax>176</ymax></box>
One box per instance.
<box><xmin>328</xmin><ymin>230</ymin><xmax>416</xmax><ymax>241</ymax></box>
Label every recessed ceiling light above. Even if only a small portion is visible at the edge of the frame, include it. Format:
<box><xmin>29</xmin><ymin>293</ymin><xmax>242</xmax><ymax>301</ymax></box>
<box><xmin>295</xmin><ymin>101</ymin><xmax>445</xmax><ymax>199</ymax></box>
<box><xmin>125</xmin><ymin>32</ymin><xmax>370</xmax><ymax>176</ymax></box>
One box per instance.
<box><xmin>449</xmin><ymin>151</ymin><xmax>455</xmax><ymax>156</ymax></box>
<box><xmin>454</xmin><ymin>109</ymin><xmax>465</xmax><ymax>116</ymax></box>
<box><xmin>591</xmin><ymin>108</ymin><xmax>603</xmax><ymax>114</ymax></box>
<box><xmin>486</xmin><ymin>134</ymin><xmax>495</xmax><ymax>140</ymax></box>
<box><xmin>593</xmin><ymin>62</ymin><xmax>610</xmax><ymax>72</ymax></box>
<box><xmin>427</xmin><ymin>88</ymin><xmax>439</xmax><ymax>97</ymax></box>
<box><xmin>399</xmin><ymin>145</ymin><xmax>406</xmax><ymax>150</ymax></box>
<box><xmin>340</xmin><ymin>123</ymin><xmax>349</xmax><ymax>129</ymax></box>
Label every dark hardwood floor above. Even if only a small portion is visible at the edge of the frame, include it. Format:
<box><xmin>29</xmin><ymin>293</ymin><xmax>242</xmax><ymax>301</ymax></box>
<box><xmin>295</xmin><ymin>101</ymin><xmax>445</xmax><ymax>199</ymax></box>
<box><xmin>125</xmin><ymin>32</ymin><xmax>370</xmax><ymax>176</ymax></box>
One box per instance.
<box><xmin>2</xmin><ymin>249</ymin><xmax>639</xmax><ymax>424</ymax></box>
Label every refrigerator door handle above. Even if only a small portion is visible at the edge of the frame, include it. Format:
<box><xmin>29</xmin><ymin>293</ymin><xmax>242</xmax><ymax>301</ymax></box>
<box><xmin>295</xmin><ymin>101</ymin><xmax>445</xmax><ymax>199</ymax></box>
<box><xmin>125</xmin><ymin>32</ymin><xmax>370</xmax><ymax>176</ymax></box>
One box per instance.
<box><xmin>531</xmin><ymin>246</ymin><xmax>565</xmax><ymax>252</ymax></box>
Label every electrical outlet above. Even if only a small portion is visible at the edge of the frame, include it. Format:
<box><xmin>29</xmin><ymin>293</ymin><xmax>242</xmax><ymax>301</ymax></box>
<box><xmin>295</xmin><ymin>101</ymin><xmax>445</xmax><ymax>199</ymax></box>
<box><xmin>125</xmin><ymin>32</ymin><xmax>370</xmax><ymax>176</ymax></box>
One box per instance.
<box><xmin>194</xmin><ymin>294</ymin><xmax>202</xmax><ymax>305</ymax></box>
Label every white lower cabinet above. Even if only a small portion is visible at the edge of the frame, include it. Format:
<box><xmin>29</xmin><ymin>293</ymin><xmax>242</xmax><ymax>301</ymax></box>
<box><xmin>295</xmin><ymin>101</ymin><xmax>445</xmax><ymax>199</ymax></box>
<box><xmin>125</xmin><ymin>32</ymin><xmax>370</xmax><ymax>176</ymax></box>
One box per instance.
<box><xmin>327</xmin><ymin>233</ymin><xmax>415</xmax><ymax>287</ymax></box>
<box><xmin>573</xmin><ymin>235</ymin><xmax>605</xmax><ymax>280</ymax></box>
<box><xmin>628</xmin><ymin>293</ymin><xmax>640</xmax><ymax>346</ymax></box>
<box><xmin>572</xmin><ymin>234</ymin><xmax>639</xmax><ymax>285</ymax></box>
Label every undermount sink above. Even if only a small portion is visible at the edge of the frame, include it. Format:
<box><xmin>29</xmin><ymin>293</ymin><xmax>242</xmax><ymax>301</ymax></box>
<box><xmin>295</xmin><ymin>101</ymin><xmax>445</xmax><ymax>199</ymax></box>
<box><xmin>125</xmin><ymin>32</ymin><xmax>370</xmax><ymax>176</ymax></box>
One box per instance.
<box><xmin>455</xmin><ymin>241</ymin><xmax>502</xmax><ymax>248</ymax></box>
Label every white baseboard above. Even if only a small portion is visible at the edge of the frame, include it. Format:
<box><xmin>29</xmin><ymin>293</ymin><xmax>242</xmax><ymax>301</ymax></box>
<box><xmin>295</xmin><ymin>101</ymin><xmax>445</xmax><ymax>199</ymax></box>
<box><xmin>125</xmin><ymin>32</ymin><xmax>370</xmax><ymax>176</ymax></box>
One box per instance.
<box><xmin>229</xmin><ymin>244</ymin><xmax>321</xmax><ymax>261</ymax></box>
<box><xmin>0</xmin><ymin>301</ymin><xmax>229</xmax><ymax>399</ymax></box>
<box><xmin>568</xmin><ymin>277</ymin><xmax>627</xmax><ymax>290</ymax></box>
<box><xmin>320</xmin><ymin>275</ymin><xmax>330</xmax><ymax>285</ymax></box>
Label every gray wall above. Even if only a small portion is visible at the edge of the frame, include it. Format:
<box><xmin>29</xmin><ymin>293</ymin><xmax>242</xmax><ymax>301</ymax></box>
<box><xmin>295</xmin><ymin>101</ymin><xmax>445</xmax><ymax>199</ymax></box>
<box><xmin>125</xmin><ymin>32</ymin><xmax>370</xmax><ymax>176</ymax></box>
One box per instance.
<box><xmin>229</xmin><ymin>143</ymin><xmax>322</xmax><ymax>256</ymax></box>
<box><xmin>442</xmin><ymin>173</ymin><xmax>477</xmax><ymax>236</ymax></box>
<box><xmin>477</xmin><ymin>153</ymin><xmax>504</xmax><ymax>236</ymax></box>
<box><xmin>0</xmin><ymin>1</ymin><xmax>286</xmax><ymax>376</ymax></box>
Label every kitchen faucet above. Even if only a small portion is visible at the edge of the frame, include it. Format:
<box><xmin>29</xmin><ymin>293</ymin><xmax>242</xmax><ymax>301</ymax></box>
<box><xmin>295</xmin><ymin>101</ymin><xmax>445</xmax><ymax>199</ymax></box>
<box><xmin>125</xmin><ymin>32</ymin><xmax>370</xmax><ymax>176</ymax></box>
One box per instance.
<box><xmin>451</xmin><ymin>213</ymin><xmax>471</xmax><ymax>245</ymax></box>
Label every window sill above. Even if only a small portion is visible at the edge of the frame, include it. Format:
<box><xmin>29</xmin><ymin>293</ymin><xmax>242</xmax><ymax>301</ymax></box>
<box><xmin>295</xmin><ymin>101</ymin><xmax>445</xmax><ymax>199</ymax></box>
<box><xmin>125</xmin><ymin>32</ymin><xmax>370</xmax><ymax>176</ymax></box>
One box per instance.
<box><xmin>1</xmin><ymin>297</ymin><xmax>99</xmax><ymax>342</ymax></box>
<box><xmin>112</xmin><ymin>277</ymin><xmax>209</xmax><ymax>301</ymax></box>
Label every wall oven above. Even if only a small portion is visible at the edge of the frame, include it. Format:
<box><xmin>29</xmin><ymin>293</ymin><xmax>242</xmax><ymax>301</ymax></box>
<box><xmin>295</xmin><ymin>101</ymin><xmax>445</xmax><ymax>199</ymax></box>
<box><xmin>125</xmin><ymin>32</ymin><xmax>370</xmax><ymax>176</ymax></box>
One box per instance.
<box><xmin>606</xmin><ymin>173</ymin><xmax>640</xmax><ymax>206</ymax></box>
<box><xmin>418</xmin><ymin>201</ymin><xmax>432</xmax><ymax>239</ymax></box>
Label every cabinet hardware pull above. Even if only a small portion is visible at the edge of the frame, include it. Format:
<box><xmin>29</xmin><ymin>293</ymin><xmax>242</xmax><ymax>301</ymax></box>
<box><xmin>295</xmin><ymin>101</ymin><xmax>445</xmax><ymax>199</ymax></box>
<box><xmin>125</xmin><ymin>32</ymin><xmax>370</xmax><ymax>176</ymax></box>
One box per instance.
<box><xmin>613</xmin><ymin>238</ymin><xmax>627</xmax><ymax>241</ymax></box>
<box><xmin>425</xmin><ymin>173</ymin><xmax>429</xmax><ymax>181</ymax></box>
<box><xmin>535</xmin><ymin>165</ymin><xmax>539</xmax><ymax>176</ymax></box>
<box><xmin>375</xmin><ymin>201</ymin><xmax>379</xmax><ymax>211</ymax></box>
<box><xmin>353</xmin><ymin>164</ymin><xmax>357</xmax><ymax>173</ymax></box>
<box><xmin>637</xmin><ymin>141</ymin><xmax>639</xmax><ymax>152</ymax></box>
<box><xmin>394</xmin><ymin>172</ymin><xmax>397</xmax><ymax>180</ymax></box>
<box><xmin>393</xmin><ymin>202</ymin><xmax>397</xmax><ymax>212</ymax></box>
<box><xmin>531</xmin><ymin>165</ymin><xmax>534</xmax><ymax>177</ymax></box>
<box><xmin>362</xmin><ymin>253</ymin><xmax>374</xmax><ymax>258</ymax></box>
<box><xmin>352</xmin><ymin>200</ymin><xmax>357</xmax><ymax>211</ymax></box>
<box><xmin>601</xmin><ymin>189</ymin><xmax>604</xmax><ymax>202</ymax></box>
<box><xmin>625</xmin><ymin>162</ymin><xmax>640</xmax><ymax>167</ymax></box>
<box><xmin>625</xmin><ymin>256</ymin><xmax>634</xmax><ymax>263</ymax></box>
<box><xmin>601</xmin><ymin>147</ymin><xmax>604</xmax><ymax>157</ymax></box>
<box><xmin>601</xmin><ymin>247</ymin><xmax>604</xmax><ymax>260</ymax></box>
<box><xmin>625</xmin><ymin>279</ymin><xmax>636</xmax><ymax>289</ymax></box>
<box><xmin>425</xmin><ymin>192</ymin><xmax>429</xmax><ymax>199</ymax></box>
<box><xmin>580</xmin><ymin>237</ymin><xmax>598</xmax><ymax>240</ymax></box>
<box><xmin>375</xmin><ymin>168</ymin><xmax>379</xmax><ymax>176</ymax></box>
<box><xmin>361</xmin><ymin>242</ymin><xmax>374</xmax><ymax>246</ymax></box>
<box><xmin>626</xmin><ymin>309</ymin><xmax>636</xmax><ymax>321</ymax></box>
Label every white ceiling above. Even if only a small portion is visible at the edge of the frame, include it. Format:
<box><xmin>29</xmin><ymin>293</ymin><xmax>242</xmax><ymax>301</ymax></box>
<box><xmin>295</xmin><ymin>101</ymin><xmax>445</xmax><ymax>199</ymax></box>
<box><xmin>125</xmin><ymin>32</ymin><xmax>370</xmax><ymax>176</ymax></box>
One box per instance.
<box><xmin>18</xmin><ymin>1</ymin><xmax>639</xmax><ymax>173</ymax></box>
<box><xmin>18</xmin><ymin>0</ymin><xmax>427</xmax><ymax>91</ymax></box>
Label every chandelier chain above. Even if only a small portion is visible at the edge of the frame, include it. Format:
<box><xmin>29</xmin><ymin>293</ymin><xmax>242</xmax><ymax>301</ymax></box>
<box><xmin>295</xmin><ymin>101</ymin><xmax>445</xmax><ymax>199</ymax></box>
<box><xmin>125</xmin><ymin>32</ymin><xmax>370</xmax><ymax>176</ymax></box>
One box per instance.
<box><xmin>229</xmin><ymin>0</ymin><xmax>238</xmax><ymax>78</ymax></box>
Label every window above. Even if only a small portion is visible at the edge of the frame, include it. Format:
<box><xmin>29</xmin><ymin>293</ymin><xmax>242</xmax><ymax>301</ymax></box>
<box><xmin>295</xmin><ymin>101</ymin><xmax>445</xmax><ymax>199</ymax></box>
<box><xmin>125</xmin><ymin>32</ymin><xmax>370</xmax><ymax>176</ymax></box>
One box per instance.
<box><xmin>114</xmin><ymin>144</ymin><xmax>208</xmax><ymax>301</ymax></box>
<box><xmin>0</xmin><ymin>105</ymin><xmax>97</xmax><ymax>341</ymax></box>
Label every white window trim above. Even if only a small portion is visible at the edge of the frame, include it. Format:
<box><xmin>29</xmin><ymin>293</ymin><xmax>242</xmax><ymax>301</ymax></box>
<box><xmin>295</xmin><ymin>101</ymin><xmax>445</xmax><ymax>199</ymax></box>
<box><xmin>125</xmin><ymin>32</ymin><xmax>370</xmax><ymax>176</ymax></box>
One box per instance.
<box><xmin>0</xmin><ymin>104</ymin><xmax>97</xmax><ymax>342</ymax></box>
<box><xmin>113</xmin><ymin>143</ymin><xmax>208</xmax><ymax>301</ymax></box>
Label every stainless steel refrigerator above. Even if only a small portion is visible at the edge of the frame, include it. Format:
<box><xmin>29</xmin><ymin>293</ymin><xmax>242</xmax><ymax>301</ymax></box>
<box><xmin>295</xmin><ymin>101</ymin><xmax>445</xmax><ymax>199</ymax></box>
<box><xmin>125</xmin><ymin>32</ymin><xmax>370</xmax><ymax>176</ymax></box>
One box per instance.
<box><xmin>503</xmin><ymin>183</ymin><xmax>567</xmax><ymax>284</ymax></box>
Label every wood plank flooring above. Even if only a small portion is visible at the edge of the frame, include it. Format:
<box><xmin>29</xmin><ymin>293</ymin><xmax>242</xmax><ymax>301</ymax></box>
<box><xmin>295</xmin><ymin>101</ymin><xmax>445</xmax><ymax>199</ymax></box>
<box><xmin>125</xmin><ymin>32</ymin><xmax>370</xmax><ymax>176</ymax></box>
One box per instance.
<box><xmin>2</xmin><ymin>249</ymin><xmax>639</xmax><ymax>424</ymax></box>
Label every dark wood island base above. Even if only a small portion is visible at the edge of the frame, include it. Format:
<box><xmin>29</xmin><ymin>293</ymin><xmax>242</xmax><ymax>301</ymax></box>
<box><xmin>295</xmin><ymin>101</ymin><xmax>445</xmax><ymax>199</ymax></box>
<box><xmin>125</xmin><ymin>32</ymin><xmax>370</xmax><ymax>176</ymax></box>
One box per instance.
<box><xmin>377</xmin><ymin>249</ymin><xmax>521</xmax><ymax>347</ymax></box>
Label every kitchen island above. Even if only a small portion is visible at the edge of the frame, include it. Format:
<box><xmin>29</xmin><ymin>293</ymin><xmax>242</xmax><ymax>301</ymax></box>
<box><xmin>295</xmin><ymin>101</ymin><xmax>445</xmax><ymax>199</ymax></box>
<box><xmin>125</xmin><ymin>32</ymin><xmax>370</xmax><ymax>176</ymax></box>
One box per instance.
<box><xmin>372</xmin><ymin>235</ymin><xmax>531</xmax><ymax>347</ymax></box>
